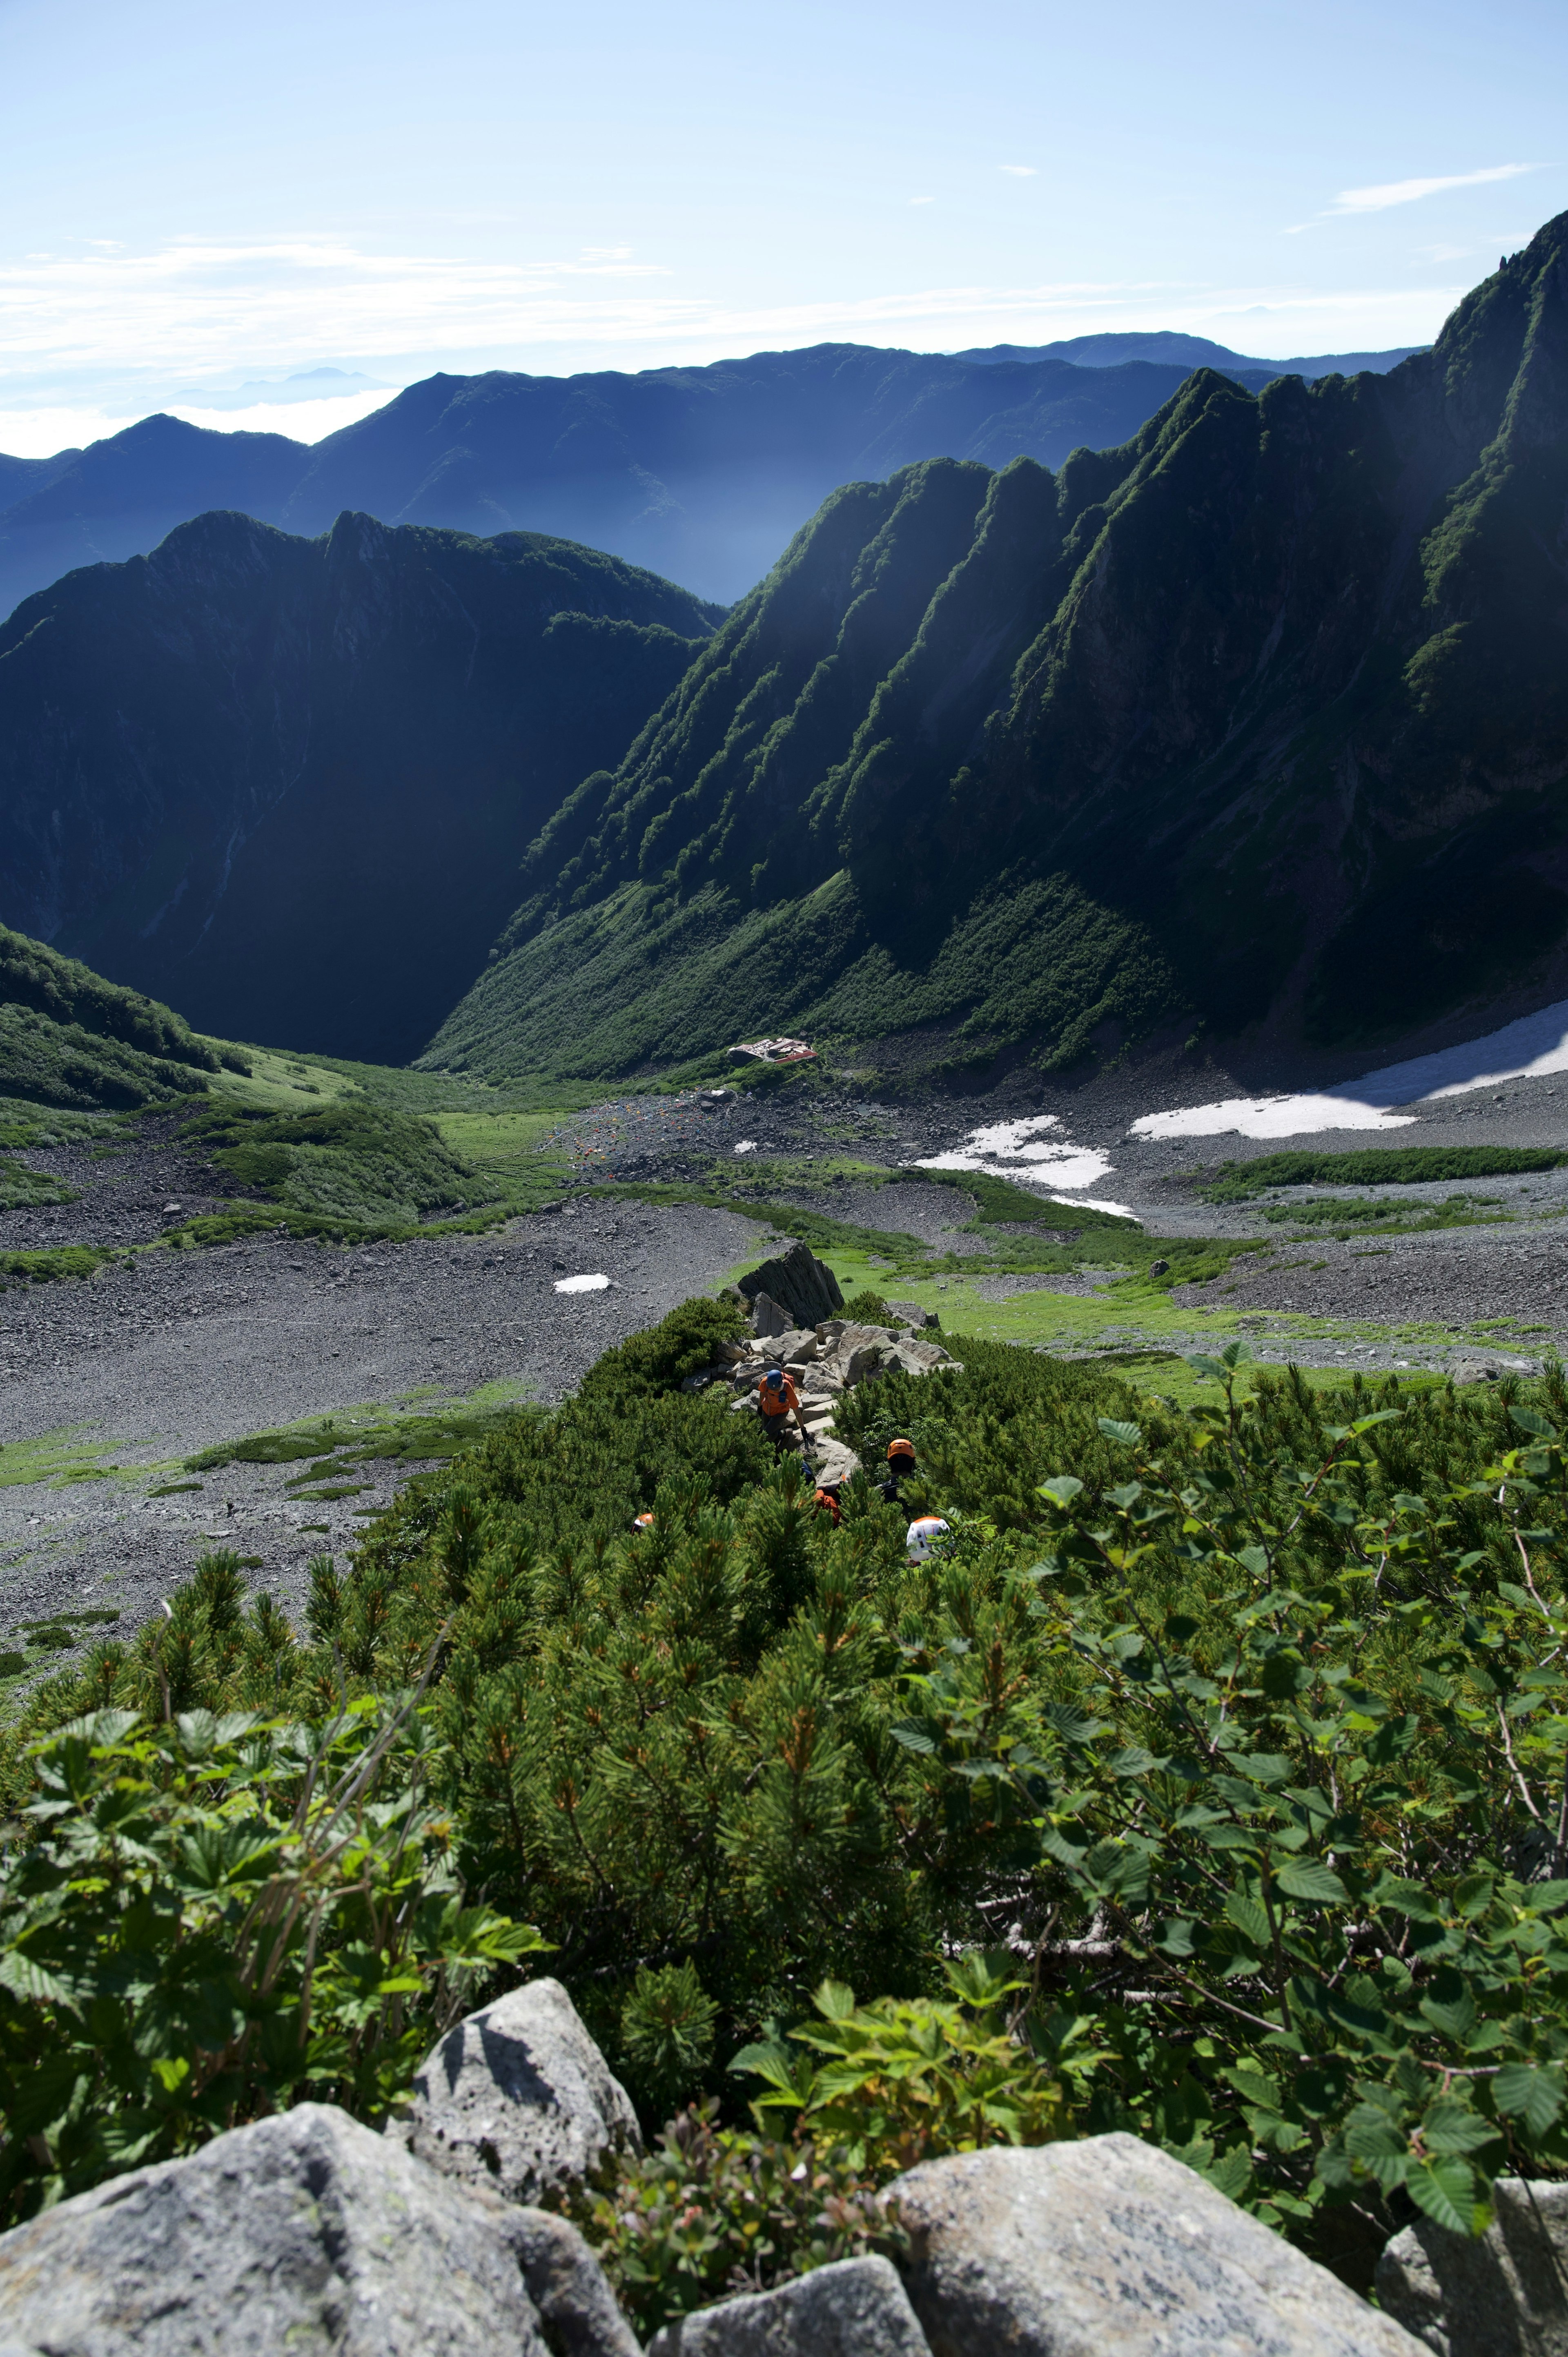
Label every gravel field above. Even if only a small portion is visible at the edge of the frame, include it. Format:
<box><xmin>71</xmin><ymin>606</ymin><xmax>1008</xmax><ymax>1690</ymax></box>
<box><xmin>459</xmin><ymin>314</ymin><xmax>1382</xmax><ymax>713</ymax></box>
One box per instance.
<box><xmin>0</xmin><ymin>1192</ymin><xmax>765</xmax><ymax>1648</ymax></box>
<box><xmin>1175</xmin><ymin>1222</ymin><xmax>1568</xmax><ymax>1347</ymax></box>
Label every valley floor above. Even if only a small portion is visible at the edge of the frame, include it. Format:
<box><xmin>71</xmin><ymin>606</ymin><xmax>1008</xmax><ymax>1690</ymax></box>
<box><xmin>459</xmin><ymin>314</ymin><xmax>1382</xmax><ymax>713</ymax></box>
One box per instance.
<box><xmin>0</xmin><ymin>1155</ymin><xmax>766</xmax><ymax>1656</ymax></box>
<box><xmin>4</xmin><ymin>1039</ymin><xmax>1568</xmax><ymax>1680</ymax></box>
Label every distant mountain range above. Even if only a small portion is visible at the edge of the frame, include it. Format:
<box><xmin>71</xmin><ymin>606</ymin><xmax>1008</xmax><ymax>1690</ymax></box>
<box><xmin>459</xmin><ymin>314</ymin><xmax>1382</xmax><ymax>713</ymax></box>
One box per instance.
<box><xmin>0</xmin><ymin>335</ymin><xmax>1418</xmax><ymax>617</ymax></box>
<box><xmin>0</xmin><ymin>516</ymin><xmax>719</xmax><ymax>1064</ymax></box>
<box><xmin>424</xmin><ymin>214</ymin><xmax>1568</xmax><ymax>1086</ymax></box>
<box><xmin>956</xmin><ymin>330</ymin><xmax>1424</xmax><ymax>374</ymax></box>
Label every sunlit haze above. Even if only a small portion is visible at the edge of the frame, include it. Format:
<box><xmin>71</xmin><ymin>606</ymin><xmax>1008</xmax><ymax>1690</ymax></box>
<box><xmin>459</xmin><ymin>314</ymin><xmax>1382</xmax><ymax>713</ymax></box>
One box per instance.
<box><xmin>1</xmin><ymin>0</ymin><xmax>1564</xmax><ymax>455</ymax></box>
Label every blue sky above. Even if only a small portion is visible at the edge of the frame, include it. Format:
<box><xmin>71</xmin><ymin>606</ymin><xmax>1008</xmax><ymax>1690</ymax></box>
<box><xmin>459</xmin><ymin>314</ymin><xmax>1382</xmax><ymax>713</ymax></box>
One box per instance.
<box><xmin>0</xmin><ymin>0</ymin><xmax>1561</xmax><ymax>452</ymax></box>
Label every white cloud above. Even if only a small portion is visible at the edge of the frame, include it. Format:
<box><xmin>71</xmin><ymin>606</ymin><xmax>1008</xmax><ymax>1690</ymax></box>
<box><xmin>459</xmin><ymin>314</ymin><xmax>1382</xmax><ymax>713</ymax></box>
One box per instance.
<box><xmin>999</xmin><ymin>164</ymin><xmax>1037</xmax><ymax>177</ymax></box>
<box><xmin>909</xmin><ymin>196</ymin><xmax>934</xmax><ymax>206</ymax></box>
<box><xmin>0</xmin><ymin>384</ymin><xmax>402</xmax><ymax>458</ymax></box>
<box><xmin>1330</xmin><ymin>164</ymin><xmax>1530</xmax><ymax>214</ymax></box>
<box><xmin>0</xmin><ymin>230</ymin><xmax>1477</xmax><ymax>445</ymax></box>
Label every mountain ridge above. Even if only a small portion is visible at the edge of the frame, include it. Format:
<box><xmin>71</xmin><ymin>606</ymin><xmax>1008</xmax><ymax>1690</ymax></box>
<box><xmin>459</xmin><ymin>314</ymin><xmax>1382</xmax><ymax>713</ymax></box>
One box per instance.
<box><xmin>0</xmin><ymin>337</ymin><xmax>1417</xmax><ymax>620</ymax></box>
<box><xmin>424</xmin><ymin>214</ymin><xmax>1568</xmax><ymax>1090</ymax></box>
<box><xmin>0</xmin><ymin>511</ymin><xmax>720</xmax><ymax>1064</ymax></box>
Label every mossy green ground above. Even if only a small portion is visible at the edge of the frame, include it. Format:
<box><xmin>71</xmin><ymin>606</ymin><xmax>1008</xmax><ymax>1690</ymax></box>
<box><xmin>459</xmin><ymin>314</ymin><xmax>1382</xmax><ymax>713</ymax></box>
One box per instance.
<box><xmin>0</xmin><ymin>1427</ymin><xmax>130</xmax><ymax>1490</ymax></box>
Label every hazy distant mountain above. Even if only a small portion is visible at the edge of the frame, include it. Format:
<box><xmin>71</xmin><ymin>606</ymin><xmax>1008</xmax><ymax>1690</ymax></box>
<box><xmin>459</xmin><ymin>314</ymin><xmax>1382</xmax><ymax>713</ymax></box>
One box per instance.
<box><xmin>954</xmin><ymin>331</ymin><xmax>1424</xmax><ymax>376</ymax></box>
<box><xmin>428</xmin><ymin>217</ymin><xmax>1568</xmax><ymax>1084</ymax></box>
<box><xmin>0</xmin><ymin>513</ymin><xmax>719</xmax><ymax>1063</ymax></box>
<box><xmin>177</xmin><ymin>366</ymin><xmax>394</xmax><ymax>410</ymax></box>
<box><xmin>0</xmin><ymin>341</ymin><xmax>1401</xmax><ymax>618</ymax></box>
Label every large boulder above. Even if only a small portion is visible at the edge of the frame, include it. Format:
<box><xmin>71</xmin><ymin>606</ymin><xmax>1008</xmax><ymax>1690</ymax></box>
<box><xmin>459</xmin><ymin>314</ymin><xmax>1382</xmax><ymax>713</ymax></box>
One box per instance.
<box><xmin>648</xmin><ymin>2256</ymin><xmax>929</xmax><ymax>2354</ymax></box>
<box><xmin>1376</xmin><ymin>2177</ymin><xmax>1568</xmax><ymax>2354</ymax></box>
<box><xmin>0</xmin><ymin>2101</ymin><xmax>551</xmax><ymax>2357</ymax></box>
<box><xmin>508</xmin><ymin>2208</ymin><xmax>642</xmax><ymax>2357</ymax></box>
<box><xmin>389</xmin><ymin>1977</ymin><xmax>641</xmax><ymax>2208</ymax></box>
<box><xmin>737</xmin><ymin>1244</ymin><xmax>844</xmax><ymax>1329</ymax></box>
<box><xmin>893</xmin><ymin>2136</ymin><xmax>1428</xmax><ymax>2356</ymax></box>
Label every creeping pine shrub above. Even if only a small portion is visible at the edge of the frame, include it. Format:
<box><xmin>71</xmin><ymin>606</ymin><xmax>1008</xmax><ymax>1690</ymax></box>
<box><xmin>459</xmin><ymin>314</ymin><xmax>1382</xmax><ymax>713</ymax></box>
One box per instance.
<box><xmin>23</xmin><ymin>1300</ymin><xmax>1568</xmax><ymax>2286</ymax></box>
<box><xmin>0</xmin><ymin>1699</ymin><xmax>543</xmax><ymax>2223</ymax></box>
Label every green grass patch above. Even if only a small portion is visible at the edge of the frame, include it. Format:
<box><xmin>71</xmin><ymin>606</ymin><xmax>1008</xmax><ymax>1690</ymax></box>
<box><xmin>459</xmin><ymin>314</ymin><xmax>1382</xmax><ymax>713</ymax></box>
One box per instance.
<box><xmin>916</xmin><ymin>1166</ymin><xmax>1140</xmax><ymax>1231</ymax></box>
<box><xmin>183</xmin><ymin>1384</ymin><xmax>535</xmax><ymax>1479</ymax></box>
<box><xmin>1203</xmin><ymin>1145</ymin><xmax>1568</xmax><ymax>1201</ymax></box>
<box><xmin>0</xmin><ymin>1427</ymin><xmax>123</xmax><ymax>1488</ymax></box>
<box><xmin>0</xmin><ymin>1161</ymin><xmax>77</xmax><ymax>1211</ymax></box>
<box><xmin>1256</xmin><ymin>1192</ymin><xmax>1507</xmax><ymax>1234</ymax></box>
<box><xmin>0</xmin><ymin>1245</ymin><xmax>114</xmax><ymax>1284</ymax></box>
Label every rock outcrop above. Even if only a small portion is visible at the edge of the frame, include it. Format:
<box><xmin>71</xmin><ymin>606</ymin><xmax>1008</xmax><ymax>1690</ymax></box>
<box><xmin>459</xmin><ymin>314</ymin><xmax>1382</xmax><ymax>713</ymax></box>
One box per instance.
<box><xmin>1376</xmin><ymin>2177</ymin><xmax>1568</xmax><ymax>2355</ymax></box>
<box><xmin>736</xmin><ymin>1243</ymin><xmax>844</xmax><ymax>1329</ymax></box>
<box><xmin>891</xmin><ymin>2136</ymin><xmax>1428</xmax><ymax>2357</ymax></box>
<box><xmin>388</xmin><ymin>1976</ymin><xmax>641</xmax><ymax>2208</ymax></box>
<box><xmin>648</xmin><ymin>2256</ymin><xmax>931</xmax><ymax>2355</ymax></box>
<box><xmin>0</xmin><ymin>2102</ymin><xmax>553</xmax><ymax>2357</ymax></box>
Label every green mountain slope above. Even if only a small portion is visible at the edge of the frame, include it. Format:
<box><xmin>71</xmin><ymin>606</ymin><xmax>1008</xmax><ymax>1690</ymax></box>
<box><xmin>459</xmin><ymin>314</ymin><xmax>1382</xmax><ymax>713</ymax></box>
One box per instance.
<box><xmin>0</xmin><ymin>924</ymin><xmax>225</xmax><ymax>1112</ymax></box>
<box><xmin>0</xmin><ymin>513</ymin><xmax>721</xmax><ymax>1064</ymax></box>
<box><xmin>430</xmin><ymin>216</ymin><xmax>1568</xmax><ymax>1084</ymax></box>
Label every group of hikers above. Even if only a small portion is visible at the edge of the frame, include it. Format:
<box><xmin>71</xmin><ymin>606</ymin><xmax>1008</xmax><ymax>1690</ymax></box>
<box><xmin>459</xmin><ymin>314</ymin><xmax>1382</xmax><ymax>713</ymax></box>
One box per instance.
<box><xmin>634</xmin><ymin>1353</ymin><xmax>951</xmax><ymax>1564</ymax></box>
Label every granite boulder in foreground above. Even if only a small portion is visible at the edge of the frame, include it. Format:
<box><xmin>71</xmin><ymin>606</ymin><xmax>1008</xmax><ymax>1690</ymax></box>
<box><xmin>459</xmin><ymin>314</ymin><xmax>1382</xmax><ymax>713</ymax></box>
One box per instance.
<box><xmin>386</xmin><ymin>1975</ymin><xmax>642</xmax><ymax>2206</ymax></box>
<box><xmin>891</xmin><ymin>2135</ymin><xmax>1429</xmax><ymax>2357</ymax></box>
<box><xmin>0</xmin><ymin>2102</ymin><xmax>552</xmax><ymax>2357</ymax></box>
<box><xmin>648</xmin><ymin>2254</ymin><xmax>931</xmax><ymax>2354</ymax></box>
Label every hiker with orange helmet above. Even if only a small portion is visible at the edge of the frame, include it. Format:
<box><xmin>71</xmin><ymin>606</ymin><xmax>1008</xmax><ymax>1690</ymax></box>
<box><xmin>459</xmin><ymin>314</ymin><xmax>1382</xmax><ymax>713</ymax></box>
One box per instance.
<box><xmin>756</xmin><ymin>1362</ymin><xmax>806</xmax><ymax>1452</ymax></box>
<box><xmin>879</xmin><ymin>1436</ymin><xmax>917</xmax><ymax>1503</ymax></box>
<box><xmin>813</xmin><ymin>1486</ymin><xmax>841</xmax><ymax>1526</ymax></box>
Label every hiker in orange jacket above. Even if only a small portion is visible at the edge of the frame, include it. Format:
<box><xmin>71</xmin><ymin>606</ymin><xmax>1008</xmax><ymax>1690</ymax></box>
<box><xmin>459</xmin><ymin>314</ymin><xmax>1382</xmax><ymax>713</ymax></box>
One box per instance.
<box><xmin>756</xmin><ymin>1363</ymin><xmax>806</xmax><ymax>1451</ymax></box>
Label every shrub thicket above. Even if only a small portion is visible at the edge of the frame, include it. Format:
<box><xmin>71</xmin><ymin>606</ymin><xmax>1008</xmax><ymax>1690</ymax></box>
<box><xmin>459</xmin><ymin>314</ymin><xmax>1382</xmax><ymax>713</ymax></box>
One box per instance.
<box><xmin>9</xmin><ymin>1307</ymin><xmax>1568</xmax><ymax>2297</ymax></box>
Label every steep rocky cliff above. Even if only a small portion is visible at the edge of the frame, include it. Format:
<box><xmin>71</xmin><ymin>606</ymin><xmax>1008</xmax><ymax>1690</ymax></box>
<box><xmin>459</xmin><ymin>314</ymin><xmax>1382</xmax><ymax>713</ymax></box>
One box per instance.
<box><xmin>428</xmin><ymin>214</ymin><xmax>1568</xmax><ymax>1084</ymax></box>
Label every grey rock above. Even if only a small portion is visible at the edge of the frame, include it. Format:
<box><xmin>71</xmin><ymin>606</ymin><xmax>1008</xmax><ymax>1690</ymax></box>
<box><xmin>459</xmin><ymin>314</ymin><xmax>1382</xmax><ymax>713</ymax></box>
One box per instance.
<box><xmin>883</xmin><ymin>1338</ymin><xmax>954</xmax><ymax>1376</ymax></box>
<box><xmin>1376</xmin><ymin>2177</ymin><xmax>1568</xmax><ymax>2355</ymax></box>
<box><xmin>750</xmin><ymin>1291</ymin><xmax>791</xmax><ymax>1339</ymax></box>
<box><xmin>762</xmin><ymin>1327</ymin><xmax>814</xmax><ymax>1365</ymax></box>
<box><xmin>504</xmin><ymin>2209</ymin><xmax>642</xmax><ymax>2357</ymax></box>
<box><xmin>737</xmin><ymin>1244</ymin><xmax>845</xmax><ymax>1329</ymax></box>
<box><xmin>0</xmin><ymin>2101</ymin><xmax>550</xmax><ymax>2357</ymax></box>
<box><xmin>887</xmin><ymin>1301</ymin><xmax>940</xmax><ymax>1329</ymax></box>
<box><xmin>804</xmin><ymin>1435</ymin><xmax>862</xmax><ymax>1488</ymax></box>
<box><xmin>893</xmin><ymin>2135</ymin><xmax>1428</xmax><ymax>2356</ymax></box>
<box><xmin>391</xmin><ymin>1976</ymin><xmax>641</xmax><ymax>2207</ymax></box>
<box><xmin>648</xmin><ymin>2256</ymin><xmax>929</xmax><ymax>2355</ymax></box>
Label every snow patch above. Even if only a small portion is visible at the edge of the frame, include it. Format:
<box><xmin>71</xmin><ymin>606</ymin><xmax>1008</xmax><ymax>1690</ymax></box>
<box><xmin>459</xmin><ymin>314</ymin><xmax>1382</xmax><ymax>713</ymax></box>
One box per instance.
<box><xmin>1129</xmin><ymin>997</ymin><xmax>1568</xmax><ymax>1141</ymax></box>
<box><xmin>1130</xmin><ymin>1094</ymin><xmax>1417</xmax><ymax>1141</ymax></box>
<box><xmin>554</xmin><ymin>1273</ymin><xmax>611</xmax><ymax>1293</ymax></box>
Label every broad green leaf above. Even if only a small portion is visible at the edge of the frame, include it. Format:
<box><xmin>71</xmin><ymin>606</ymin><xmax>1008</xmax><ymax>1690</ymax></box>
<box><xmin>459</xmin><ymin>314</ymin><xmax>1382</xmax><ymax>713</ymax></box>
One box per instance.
<box><xmin>813</xmin><ymin>1980</ymin><xmax>857</xmax><ymax>2022</ymax></box>
<box><xmin>1405</xmin><ymin>2156</ymin><xmax>1479</xmax><ymax>2236</ymax></box>
<box><xmin>1510</xmin><ymin>1408</ymin><xmax>1557</xmax><ymax>1439</ymax></box>
<box><xmin>1492</xmin><ymin>2063</ymin><xmax>1564</xmax><ymax>2137</ymax></box>
<box><xmin>1038</xmin><ymin>1476</ymin><xmax>1083</xmax><ymax>1509</ymax></box>
<box><xmin>1419</xmin><ymin>2098</ymin><xmax>1499</xmax><ymax>2157</ymax></box>
<box><xmin>1224</xmin><ymin>1886</ymin><xmax>1271</xmax><ymax>1950</ymax></box>
<box><xmin>1273</xmin><ymin>1857</ymin><xmax>1349</xmax><ymax>1904</ymax></box>
<box><xmin>890</xmin><ymin>1721</ymin><xmax>937</xmax><ymax>1755</ymax></box>
<box><xmin>1098</xmin><ymin>1420</ymin><xmax>1143</xmax><ymax>1448</ymax></box>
